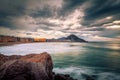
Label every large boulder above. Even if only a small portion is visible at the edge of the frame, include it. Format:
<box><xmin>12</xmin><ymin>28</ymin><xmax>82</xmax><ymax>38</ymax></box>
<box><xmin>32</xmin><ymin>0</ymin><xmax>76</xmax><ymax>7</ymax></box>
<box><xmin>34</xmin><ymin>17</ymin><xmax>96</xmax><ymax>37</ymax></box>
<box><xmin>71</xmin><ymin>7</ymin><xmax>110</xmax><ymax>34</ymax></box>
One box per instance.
<box><xmin>21</xmin><ymin>52</ymin><xmax>53</xmax><ymax>80</ymax></box>
<box><xmin>0</xmin><ymin>52</ymin><xmax>53</xmax><ymax>80</ymax></box>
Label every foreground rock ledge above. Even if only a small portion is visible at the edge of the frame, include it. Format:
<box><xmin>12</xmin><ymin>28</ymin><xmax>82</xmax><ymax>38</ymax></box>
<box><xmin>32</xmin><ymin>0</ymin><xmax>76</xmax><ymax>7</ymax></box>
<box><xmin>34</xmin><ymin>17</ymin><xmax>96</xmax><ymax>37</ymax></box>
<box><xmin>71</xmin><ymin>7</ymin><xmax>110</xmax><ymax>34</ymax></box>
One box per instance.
<box><xmin>0</xmin><ymin>52</ymin><xmax>77</xmax><ymax>80</ymax></box>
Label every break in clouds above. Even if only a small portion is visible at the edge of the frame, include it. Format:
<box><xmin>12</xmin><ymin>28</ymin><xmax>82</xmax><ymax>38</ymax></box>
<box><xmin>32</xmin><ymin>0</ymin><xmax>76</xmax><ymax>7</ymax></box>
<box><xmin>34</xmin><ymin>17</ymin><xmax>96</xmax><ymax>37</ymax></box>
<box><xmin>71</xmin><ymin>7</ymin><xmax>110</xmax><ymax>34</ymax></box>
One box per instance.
<box><xmin>0</xmin><ymin>0</ymin><xmax>120</xmax><ymax>41</ymax></box>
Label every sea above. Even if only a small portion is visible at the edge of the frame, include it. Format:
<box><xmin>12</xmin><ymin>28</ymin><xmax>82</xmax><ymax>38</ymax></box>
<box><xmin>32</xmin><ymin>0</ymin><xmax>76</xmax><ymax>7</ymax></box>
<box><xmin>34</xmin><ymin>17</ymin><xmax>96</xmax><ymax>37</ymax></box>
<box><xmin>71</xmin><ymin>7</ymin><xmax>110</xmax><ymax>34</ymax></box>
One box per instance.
<box><xmin>0</xmin><ymin>42</ymin><xmax>120</xmax><ymax>80</ymax></box>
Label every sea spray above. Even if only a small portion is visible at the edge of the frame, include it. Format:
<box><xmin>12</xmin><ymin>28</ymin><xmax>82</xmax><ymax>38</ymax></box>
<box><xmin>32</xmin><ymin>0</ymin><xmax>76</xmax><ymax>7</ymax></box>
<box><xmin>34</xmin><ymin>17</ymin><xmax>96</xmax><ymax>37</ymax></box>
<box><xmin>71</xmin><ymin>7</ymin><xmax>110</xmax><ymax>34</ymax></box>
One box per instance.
<box><xmin>53</xmin><ymin>67</ymin><xmax>120</xmax><ymax>80</ymax></box>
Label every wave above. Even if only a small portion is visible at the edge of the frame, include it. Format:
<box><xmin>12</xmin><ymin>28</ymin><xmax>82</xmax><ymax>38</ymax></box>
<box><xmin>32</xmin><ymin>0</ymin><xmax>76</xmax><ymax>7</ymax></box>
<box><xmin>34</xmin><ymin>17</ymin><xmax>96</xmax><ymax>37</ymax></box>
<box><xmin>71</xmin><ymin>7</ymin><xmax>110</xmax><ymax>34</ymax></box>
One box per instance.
<box><xmin>53</xmin><ymin>67</ymin><xmax>120</xmax><ymax>80</ymax></box>
<box><xmin>53</xmin><ymin>67</ymin><xmax>94</xmax><ymax>80</ymax></box>
<box><xmin>97</xmin><ymin>73</ymin><xmax>120</xmax><ymax>80</ymax></box>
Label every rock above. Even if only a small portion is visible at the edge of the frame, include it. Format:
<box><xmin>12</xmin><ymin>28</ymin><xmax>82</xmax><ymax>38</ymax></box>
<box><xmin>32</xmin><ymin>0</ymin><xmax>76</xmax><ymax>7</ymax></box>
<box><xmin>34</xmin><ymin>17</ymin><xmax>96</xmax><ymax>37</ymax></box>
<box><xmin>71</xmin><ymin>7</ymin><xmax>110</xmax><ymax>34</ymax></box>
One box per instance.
<box><xmin>82</xmin><ymin>74</ymin><xmax>95</xmax><ymax>80</ymax></box>
<box><xmin>54</xmin><ymin>74</ymin><xmax>75</xmax><ymax>80</ymax></box>
<box><xmin>0</xmin><ymin>53</ymin><xmax>21</xmax><ymax>66</ymax></box>
<box><xmin>64</xmin><ymin>74</ymin><xmax>70</xmax><ymax>77</ymax></box>
<box><xmin>54</xmin><ymin>74</ymin><xmax>67</xmax><ymax>80</ymax></box>
<box><xmin>0</xmin><ymin>53</ymin><xmax>6</xmax><ymax>65</ymax></box>
<box><xmin>21</xmin><ymin>52</ymin><xmax>53</xmax><ymax>80</ymax></box>
<box><xmin>0</xmin><ymin>52</ymin><xmax>79</xmax><ymax>80</ymax></box>
<box><xmin>0</xmin><ymin>52</ymin><xmax>53</xmax><ymax>80</ymax></box>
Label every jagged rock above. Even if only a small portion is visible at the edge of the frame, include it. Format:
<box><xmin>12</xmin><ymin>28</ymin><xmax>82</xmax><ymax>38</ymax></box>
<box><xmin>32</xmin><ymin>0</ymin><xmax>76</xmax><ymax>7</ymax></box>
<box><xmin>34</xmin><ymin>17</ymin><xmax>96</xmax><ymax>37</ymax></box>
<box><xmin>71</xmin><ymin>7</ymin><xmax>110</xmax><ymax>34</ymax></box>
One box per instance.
<box><xmin>54</xmin><ymin>74</ymin><xmax>76</xmax><ymax>80</ymax></box>
<box><xmin>0</xmin><ymin>52</ymin><xmax>53</xmax><ymax>80</ymax></box>
<box><xmin>82</xmin><ymin>74</ymin><xmax>95</xmax><ymax>80</ymax></box>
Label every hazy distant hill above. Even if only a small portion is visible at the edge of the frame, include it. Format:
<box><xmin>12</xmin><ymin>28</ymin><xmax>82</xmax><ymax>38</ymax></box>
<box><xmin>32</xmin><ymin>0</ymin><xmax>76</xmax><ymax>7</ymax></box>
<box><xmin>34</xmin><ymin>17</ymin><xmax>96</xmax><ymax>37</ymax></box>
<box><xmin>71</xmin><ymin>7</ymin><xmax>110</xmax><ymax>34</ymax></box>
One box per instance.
<box><xmin>58</xmin><ymin>34</ymin><xmax>87</xmax><ymax>42</ymax></box>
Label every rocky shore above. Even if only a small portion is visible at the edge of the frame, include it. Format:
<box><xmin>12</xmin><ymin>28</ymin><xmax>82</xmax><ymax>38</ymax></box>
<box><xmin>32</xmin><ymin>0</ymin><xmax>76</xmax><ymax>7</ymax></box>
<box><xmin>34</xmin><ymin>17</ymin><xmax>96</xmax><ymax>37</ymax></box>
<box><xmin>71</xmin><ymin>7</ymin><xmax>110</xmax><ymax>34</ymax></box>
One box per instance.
<box><xmin>0</xmin><ymin>52</ymin><xmax>94</xmax><ymax>80</ymax></box>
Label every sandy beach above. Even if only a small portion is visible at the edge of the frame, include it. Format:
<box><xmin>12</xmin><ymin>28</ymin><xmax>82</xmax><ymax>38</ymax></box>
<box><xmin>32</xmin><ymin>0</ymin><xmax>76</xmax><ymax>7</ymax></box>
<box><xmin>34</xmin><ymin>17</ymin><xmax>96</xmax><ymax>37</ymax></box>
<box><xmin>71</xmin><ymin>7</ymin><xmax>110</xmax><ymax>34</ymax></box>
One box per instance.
<box><xmin>0</xmin><ymin>42</ymin><xmax>32</xmax><ymax>46</ymax></box>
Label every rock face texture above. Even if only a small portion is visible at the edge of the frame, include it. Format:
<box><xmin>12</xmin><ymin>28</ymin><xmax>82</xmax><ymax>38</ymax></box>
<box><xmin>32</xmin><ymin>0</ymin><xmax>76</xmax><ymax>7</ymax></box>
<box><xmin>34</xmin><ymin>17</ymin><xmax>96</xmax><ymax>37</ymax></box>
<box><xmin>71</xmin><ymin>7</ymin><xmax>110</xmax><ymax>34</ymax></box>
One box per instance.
<box><xmin>0</xmin><ymin>52</ymin><xmax>53</xmax><ymax>80</ymax></box>
<box><xmin>21</xmin><ymin>52</ymin><xmax>53</xmax><ymax>80</ymax></box>
<box><xmin>0</xmin><ymin>53</ymin><xmax>21</xmax><ymax>66</ymax></box>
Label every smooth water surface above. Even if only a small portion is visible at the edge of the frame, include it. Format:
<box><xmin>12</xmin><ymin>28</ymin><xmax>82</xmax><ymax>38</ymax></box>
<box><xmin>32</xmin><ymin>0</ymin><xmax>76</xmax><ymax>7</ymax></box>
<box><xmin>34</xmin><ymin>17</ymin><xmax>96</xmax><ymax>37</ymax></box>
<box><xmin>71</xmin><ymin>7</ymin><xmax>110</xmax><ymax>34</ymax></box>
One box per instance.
<box><xmin>0</xmin><ymin>42</ymin><xmax>120</xmax><ymax>80</ymax></box>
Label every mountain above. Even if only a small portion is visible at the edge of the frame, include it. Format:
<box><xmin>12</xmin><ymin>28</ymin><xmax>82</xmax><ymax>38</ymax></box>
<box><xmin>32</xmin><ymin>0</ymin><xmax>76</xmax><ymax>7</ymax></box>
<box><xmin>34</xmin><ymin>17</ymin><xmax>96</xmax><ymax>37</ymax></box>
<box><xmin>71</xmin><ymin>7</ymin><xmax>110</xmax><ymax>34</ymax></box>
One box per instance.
<box><xmin>58</xmin><ymin>34</ymin><xmax>87</xmax><ymax>42</ymax></box>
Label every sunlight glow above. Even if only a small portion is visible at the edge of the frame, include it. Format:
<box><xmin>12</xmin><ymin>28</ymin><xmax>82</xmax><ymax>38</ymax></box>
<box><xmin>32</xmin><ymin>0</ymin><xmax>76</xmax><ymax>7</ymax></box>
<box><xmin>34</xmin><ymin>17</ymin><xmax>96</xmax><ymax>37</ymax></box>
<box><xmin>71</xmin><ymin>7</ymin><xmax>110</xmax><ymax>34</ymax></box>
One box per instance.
<box><xmin>107</xmin><ymin>25</ymin><xmax>120</xmax><ymax>29</ymax></box>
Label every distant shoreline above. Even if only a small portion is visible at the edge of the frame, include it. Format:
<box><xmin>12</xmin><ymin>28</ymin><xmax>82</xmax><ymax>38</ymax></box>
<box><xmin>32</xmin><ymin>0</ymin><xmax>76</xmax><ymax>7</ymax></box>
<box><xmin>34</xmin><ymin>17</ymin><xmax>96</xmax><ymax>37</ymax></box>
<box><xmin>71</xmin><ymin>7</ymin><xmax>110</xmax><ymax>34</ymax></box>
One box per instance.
<box><xmin>0</xmin><ymin>41</ymin><xmax>88</xmax><ymax>46</ymax></box>
<box><xmin>0</xmin><ymin>41</ymin><xmax>117</xmax><ymax>46</ymax></box>
<box><xmin>0</xmin><ymin>42</ymin><xmax>56</xmax><ymax>46</ymax></box>
<box><xmin>0</xmin><ymin>42</ymin><xmax>34</xmax><ymax>46</ymax></box>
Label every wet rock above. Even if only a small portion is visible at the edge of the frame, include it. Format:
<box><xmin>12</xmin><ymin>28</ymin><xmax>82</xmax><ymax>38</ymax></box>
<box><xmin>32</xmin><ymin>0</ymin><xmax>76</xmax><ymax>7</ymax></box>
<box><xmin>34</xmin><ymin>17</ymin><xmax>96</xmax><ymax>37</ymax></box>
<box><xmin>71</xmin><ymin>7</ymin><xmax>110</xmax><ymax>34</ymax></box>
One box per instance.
<box><xmin>82</xmin><ymin>74</ymin><xmax>95</xmax><ymax>80</ymax></box>
<box><xmin>64</xmin><ymin>74</ymin><xmax>70</xmax><ymax>77</ymax></box>
<box><xmin>54</xmin><ymin>74</ymin><xmax>76</xmax><ymax>80</ymax></box>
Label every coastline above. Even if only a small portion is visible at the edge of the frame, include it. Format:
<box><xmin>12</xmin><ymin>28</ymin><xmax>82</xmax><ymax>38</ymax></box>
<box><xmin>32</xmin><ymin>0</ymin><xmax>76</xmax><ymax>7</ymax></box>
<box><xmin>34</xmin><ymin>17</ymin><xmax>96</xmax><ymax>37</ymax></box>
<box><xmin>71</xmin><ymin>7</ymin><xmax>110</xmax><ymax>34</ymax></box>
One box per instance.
<box><xmin>0</xmin><ymin>42</ymin><xmax>44</xmax><ymax>46</ymax></box>
<box><xmin>0</xmin><ymin>42</ymin><xmax>24</xmax><ymax>46</ymax></box>
<box><xmin>0</xmin><ymin>41</ymin><xmax>87</xmax><ymax>46</ymax></box>
<box><xmin>0</xmin><ymin>52</ymin><xmax>95</xmax><ymax>80</ymax></box>
<box><xmin>0</xmin><ymin>52</ymin><xmax>77</xmax><ymax>80</ymax></box>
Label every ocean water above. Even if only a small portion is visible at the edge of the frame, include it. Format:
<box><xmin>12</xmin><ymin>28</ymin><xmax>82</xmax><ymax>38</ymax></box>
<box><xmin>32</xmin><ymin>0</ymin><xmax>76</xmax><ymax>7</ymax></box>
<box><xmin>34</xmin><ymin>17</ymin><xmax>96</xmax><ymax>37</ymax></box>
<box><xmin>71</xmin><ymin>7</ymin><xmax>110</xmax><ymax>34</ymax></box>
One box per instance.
<box><xmin>0</xmin><ymin>42</ymin><xmax>120</xmax><ymax>80</ymax></box>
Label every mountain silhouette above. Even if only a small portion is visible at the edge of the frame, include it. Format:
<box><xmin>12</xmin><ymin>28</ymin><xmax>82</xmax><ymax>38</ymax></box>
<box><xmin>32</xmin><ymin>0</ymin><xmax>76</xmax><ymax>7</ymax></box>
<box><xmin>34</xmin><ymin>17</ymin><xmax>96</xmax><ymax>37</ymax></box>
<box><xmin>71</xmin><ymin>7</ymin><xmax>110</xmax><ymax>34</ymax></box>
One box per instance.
<box><xmin>58</xmin><ymin>34</ymin><xmax>87</xmax><ymax>42</ymax></box>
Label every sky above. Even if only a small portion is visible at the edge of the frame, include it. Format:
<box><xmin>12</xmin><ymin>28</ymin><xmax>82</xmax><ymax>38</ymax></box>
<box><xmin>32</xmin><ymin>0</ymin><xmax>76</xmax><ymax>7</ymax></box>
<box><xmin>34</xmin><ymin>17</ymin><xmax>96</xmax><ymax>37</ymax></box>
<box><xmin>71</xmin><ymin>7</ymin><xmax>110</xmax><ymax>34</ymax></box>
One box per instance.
<box><xmin>0</xmin><ymin>0</ymin><xmax>120</xmax><ymax>41</ymax></box>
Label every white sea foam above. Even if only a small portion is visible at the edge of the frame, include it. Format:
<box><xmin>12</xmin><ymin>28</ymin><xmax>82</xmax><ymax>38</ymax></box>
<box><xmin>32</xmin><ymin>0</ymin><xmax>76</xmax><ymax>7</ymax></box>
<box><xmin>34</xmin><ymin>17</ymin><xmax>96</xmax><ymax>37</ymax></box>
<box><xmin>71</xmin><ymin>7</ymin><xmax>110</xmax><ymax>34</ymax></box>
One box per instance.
<box><xmin>53</xmin><ymin>67</ymin><xmax>120</xmax><ymax>80</ymax></box>
<box><xmin>53</xmin><ymin>66</ymin><xmax>94</xmax><ymax>80</ymax></box>
<box><xmin>53</xmin><ymin>67</ymin><xmax>86</xmax><ymax>75</ymax></box>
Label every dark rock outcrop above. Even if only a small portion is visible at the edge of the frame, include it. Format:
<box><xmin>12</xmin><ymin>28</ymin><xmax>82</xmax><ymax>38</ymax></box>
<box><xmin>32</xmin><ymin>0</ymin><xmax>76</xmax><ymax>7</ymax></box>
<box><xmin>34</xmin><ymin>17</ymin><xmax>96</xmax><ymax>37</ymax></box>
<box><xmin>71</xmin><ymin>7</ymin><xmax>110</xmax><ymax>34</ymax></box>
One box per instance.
<box><xmin>0</xmin><ymin>52</ymin><xmax>53</xmax><ymax>80</ymax></box>
<box><xmin>54</xmin><ymin>74</ymin><xmax>76</xmax><ymax>80</ymax></box>
<box><xmin>82</xmin><ymin>74</ymin><xmax>95</xmax><ymax>80</ymax></box>
<box><xmin>0</xmin><ymin>53</ymin><xmax>94</xmax><ymax>80</ymax></box>
<box><xmin>21</xmin><ymin>52</ymin><xmax>53</xmax><ymax>80</ymax></box>
<box><xmin>0</xmin><ymin>60</ymin><xmax>52</xmax><ymax>80</ymax></box>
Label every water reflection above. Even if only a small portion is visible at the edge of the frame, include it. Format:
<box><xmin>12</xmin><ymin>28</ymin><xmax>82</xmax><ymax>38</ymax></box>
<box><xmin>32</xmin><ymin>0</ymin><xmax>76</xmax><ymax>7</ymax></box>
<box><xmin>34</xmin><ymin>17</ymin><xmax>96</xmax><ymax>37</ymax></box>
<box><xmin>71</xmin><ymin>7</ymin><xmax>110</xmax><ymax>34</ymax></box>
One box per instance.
<box><xmin>52</xmin><ymin>42</ymin><xmax>120</xmax><ymax>73</ymax></box>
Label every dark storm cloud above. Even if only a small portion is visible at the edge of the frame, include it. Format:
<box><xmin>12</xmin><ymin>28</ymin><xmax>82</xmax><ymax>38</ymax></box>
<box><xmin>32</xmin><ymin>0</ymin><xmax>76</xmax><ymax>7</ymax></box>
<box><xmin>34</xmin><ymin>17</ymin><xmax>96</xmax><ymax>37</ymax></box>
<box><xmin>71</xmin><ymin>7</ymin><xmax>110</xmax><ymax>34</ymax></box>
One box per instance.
<box><xmin>1</xmin><ymin>0</ymin><xmax>120</xmax><ymax>28</ymax></box>
<box><xmin>58</xmin><ymin>0</ymin><xmax>86</xmax><ymax>16</ymax></box>
<box><xmin>0</xmin><ymin>0</ymin><xmax>26</xmax><ymax>17</ymax></box>
<box><xmin>0</xmin><ymin>0</ymin><xmax>27</xmax><ymax>29</ymax></box>
<box><xmin>0</xmin><ymin>0</ymin><xmax>119</xmax><ymax>41</ymax></box>
<box><xmin>31</xmin><ymin>10</ymin><xmax>52</xmax><ymax>18</ymax></box>
<box><xmin>0</xmin><ymin>0</ymin><xmax>62</xmax><ymax>29</ymax></box>
<box><xmin>30</xmin><ymin>7</ymin><xmax>55</xmax><ymax>18</ymax></box>
<box><xmin>29</xmin><ymin>0</ymin><xmax>87</xmax><ymax>18</ymax></box>
<box><xmin>82</xmin><ymin>0</ymin><xmax>120</xmax><ymax>27</ymax></box>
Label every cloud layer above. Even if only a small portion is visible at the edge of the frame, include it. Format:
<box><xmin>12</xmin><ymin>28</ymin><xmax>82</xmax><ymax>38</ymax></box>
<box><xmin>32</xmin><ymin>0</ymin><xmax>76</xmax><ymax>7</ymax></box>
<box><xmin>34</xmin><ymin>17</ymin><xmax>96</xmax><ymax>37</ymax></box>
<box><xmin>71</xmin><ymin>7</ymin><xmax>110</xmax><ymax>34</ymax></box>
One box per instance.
<box><xmin>0</xmin><ymin>0</ymin><xmax>120</xmax><ymax>41</ymax></box>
